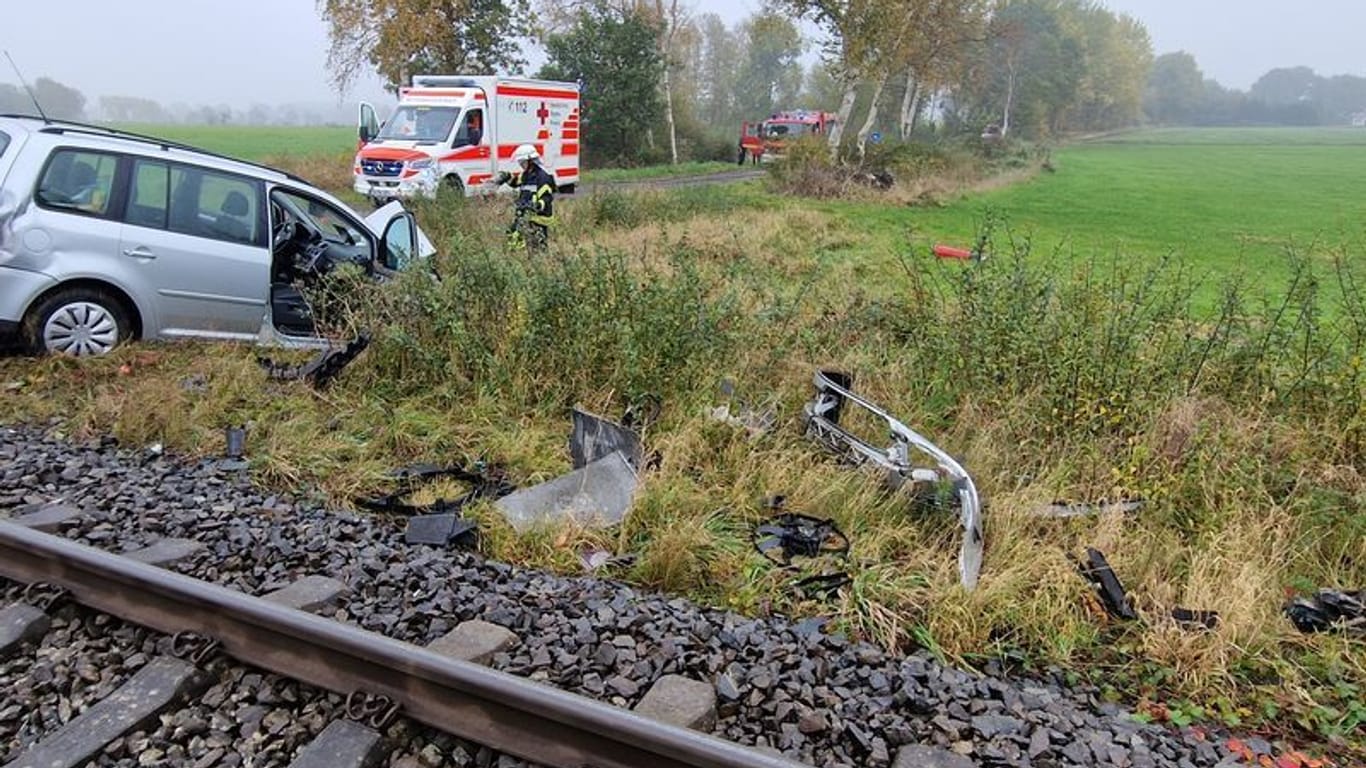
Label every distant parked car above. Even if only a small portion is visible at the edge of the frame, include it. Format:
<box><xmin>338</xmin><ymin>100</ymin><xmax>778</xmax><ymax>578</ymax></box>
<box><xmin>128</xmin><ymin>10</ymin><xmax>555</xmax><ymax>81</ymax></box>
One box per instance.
<box><xmin>0</xmin><ymin>115</ymin><xmax>433</xmax><ymax>356</ymax></box>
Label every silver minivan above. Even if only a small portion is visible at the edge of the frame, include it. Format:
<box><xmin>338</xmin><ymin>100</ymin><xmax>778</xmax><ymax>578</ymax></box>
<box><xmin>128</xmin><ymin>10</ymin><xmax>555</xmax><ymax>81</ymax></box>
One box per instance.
<box><xmin>0</xmin><ymin>115</ymin><xmax>430</xmax><ymax>356</ymax></box>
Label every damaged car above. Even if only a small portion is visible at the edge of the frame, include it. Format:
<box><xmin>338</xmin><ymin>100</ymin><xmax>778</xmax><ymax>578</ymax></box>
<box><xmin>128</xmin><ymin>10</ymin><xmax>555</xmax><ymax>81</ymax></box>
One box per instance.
<box><xmin>0</xmin><ymin>115</ymin><xmax>433</xmax><ymax>356</ymax></box>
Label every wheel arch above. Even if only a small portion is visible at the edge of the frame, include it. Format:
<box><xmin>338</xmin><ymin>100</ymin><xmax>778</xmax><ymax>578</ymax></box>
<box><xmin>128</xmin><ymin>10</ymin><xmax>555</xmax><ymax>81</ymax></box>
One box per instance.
<box><xmin>24</xmin><ymin>278</ymin><xmax>145</xmax><ymax>341</ymax></box>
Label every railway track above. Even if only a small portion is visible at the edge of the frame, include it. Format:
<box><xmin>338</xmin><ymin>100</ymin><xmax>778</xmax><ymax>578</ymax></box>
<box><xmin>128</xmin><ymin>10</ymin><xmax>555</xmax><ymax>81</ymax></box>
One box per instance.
<box><xmin>0</xmin><ymin>519</ymin><xmax>805</xmax><ymax>768</ymax></box>
<box><xmin>0</xmin><ymin>427</ymin><xmax>1258</xmax><ymax>768</ymax></box>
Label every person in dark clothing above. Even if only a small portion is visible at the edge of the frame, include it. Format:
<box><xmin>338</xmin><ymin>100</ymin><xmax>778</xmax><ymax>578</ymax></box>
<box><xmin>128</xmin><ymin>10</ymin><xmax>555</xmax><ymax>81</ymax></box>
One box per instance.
<box><xmin>492</xmin><ymin>143</ymin><xmax>555</xmax><ymax>249</ymax></box>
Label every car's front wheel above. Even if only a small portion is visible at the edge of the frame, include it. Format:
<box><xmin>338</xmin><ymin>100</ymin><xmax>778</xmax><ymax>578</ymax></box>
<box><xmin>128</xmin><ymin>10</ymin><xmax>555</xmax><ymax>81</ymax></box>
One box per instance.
<box><xmin>24</xmin><ymin>288</ymin><xmax>132</xmax><ymax>357</ymax></box>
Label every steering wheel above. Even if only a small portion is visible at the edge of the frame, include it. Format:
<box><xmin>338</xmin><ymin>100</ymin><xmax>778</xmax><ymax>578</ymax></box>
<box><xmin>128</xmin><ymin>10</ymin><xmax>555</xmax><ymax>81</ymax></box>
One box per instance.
<box><xmin>272</xmin><ymin>220</ymin><xmax>297</xmax><ymax>251</ymax></box>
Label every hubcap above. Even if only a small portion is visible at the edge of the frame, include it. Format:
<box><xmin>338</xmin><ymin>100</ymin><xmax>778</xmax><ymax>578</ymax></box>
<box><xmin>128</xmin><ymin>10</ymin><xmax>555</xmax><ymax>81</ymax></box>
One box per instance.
<box><xmin>43</xmin><ymin>301</ymin><xmax>119</xmax><ymax>357</ymax></box>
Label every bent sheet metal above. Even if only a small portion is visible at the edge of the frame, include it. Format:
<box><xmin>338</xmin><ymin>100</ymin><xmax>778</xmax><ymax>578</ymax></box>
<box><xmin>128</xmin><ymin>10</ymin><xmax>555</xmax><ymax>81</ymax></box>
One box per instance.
<box><xmin>802</xmin><ymin>370</ymin><xmax>984</xmax><ymax>590</ymax></box>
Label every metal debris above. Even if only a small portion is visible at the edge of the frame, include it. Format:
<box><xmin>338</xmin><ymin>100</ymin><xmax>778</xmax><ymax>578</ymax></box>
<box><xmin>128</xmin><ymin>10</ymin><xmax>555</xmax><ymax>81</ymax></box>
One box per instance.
<box><xmin>1285</xmin><ymin>589</ymin><xmax>1365</xmax><ymax>636</ymax></box>
<box><xmin>1034</xmin><ymin>499</ymin><xmax>1144</xmax><ymax>519</ymax></box>
<box><xmin>494</xmin><ymin>451</ymin><xmax>638</xmax><ymax>532</ymax></box>
<box><xmin>802</xmin><ymin>370</ymin><xmax>984</xmax><ymax>590</ymax></box>
<box><xmin>1076</xmin><ymin>548</ymin><xmax>1138</xmax><ymax>621</ymax></box>
<box><xmin>216</xmin><ymin>426</ymin><xmax>249</xmax><ymax>471</ymax></box>
<box><xmin>258</xmin><ymin>332</ymin><xmax>372</xmax><ymax>388</ymax></box>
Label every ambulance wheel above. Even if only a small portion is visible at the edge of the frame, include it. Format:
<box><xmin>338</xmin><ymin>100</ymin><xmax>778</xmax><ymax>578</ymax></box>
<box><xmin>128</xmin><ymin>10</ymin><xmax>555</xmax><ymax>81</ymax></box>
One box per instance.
<box><xmin>560</xmin><ymin>183</ymin><xmax>575</xmax><ymax>194</ymax></box>
<box><xmin>442</xmin><ymin>175</ymin><xmax>464</xmax><ymax>197</ymax></box>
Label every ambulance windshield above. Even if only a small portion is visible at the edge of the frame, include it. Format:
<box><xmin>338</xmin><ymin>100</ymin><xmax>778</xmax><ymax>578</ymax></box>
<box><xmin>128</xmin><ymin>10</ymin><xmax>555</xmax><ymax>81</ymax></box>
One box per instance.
<box><xmin>377</xmin><ymin>106</ymin><xmax>460</xmax><ymax>142</ymax></box>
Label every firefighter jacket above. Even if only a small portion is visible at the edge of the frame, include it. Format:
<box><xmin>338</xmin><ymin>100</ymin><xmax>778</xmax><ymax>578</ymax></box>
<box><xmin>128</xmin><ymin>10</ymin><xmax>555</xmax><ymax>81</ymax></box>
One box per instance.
<box><xmin>497</xmin><ymin>163</ymin><xmax>556</xmax><ymax>222</ymax></box>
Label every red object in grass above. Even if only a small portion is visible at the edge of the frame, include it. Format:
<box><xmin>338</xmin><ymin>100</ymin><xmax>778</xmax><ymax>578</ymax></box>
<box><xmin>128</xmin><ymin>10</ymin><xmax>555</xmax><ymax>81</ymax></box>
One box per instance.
<box><xmin>933</xmin><ymin>243</ymin><xmax>973</xmax><ymax>260</ymax></box>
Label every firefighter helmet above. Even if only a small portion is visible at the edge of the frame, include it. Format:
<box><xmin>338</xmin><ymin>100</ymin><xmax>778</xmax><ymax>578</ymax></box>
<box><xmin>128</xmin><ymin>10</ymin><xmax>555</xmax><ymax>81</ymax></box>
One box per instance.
<box><xmin>512</xmin><ymin>144</ymin><xmax>539</xmax><ymax>163</ymax></box>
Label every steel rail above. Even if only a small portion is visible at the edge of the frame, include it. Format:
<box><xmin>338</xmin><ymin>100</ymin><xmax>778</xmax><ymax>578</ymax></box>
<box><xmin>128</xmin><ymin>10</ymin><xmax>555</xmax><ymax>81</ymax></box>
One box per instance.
<box><xmin>0</xmin><ymin>521</ymin><xmax>809</xmax><ymax>768</ymax></box>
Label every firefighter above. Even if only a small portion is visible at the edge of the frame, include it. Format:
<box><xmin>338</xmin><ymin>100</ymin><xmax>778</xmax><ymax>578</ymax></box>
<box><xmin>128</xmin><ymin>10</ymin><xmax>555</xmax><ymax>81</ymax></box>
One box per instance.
<box><xmin>492</xmin><ymin>144</ymin><xmax>556</xmax><ymax>249</ymax></box>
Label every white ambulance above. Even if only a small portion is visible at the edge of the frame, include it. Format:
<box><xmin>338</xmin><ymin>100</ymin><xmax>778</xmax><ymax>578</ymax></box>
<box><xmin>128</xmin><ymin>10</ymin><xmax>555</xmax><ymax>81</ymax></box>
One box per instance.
<box><xmin>353</xmin><ymin>75</ymin><xmax>581</xmax><ymax>202</ymax></box>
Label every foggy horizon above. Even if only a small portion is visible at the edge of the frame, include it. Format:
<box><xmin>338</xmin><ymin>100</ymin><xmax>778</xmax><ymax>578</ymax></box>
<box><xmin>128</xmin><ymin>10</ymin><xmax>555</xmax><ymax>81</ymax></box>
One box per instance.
<box><xmin>3</xmin><ymin>0</ymin><xmax>1364</xmax><ymax>115</ymax></box>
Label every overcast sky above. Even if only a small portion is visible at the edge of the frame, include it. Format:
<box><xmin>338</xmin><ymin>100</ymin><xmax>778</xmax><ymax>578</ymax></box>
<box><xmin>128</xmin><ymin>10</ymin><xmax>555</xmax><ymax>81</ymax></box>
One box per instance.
<box><xmin>1</xmin><ymin>0</ymin><xmax>1362</xmax><ymax>110</ymax></box>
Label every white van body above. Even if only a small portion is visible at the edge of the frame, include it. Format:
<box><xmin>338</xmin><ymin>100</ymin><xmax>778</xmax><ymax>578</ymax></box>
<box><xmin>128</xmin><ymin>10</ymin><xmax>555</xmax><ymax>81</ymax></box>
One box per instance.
<box><xmin>353</xmin><ymin>75</ymin><xmax>581</xmax><ymax>201</ymax></box>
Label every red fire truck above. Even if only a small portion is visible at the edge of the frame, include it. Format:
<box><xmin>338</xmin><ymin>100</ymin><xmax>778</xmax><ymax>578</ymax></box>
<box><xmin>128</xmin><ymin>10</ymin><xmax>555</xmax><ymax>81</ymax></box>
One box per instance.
<box><xmin>737</xmin><ymin>110</ymin><xmax>839</xmax><ymax>164</ymax></box>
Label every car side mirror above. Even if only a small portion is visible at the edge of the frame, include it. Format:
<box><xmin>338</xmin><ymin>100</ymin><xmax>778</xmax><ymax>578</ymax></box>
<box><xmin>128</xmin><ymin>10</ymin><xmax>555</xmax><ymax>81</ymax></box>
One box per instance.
<box><xmin>379</xmin><ymin>213</ymin><xmax>418</xmax><ymax>271</ymax></box>
<box><xmin>360</xmin><ymin>125</ymin><xmax>375</xmax><ymax>144</ymax></box>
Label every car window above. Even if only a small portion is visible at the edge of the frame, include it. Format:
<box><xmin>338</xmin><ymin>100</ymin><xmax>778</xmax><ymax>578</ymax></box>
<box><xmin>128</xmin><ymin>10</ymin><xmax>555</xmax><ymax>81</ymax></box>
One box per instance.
<box><xmin>0</xmin><ymin>131</ymin><xmax>10</xmax><ymax>157</ymax></box>
<box><xmin>453</xmin><ymin>108</ymin><xmax>483</xmax><ymax>147</ymax></box>
<box><xmin>273</xmin><ymin>189</ymin><xmax>367</xmax><ymax>247</ymax></box>
<box><xmin>35</xmin><ymin>149</ymin><xmax>118</xmax><ymax>217</ymax></box>
<box><xmin>168</xmin><ymin>164</ymin><xmax>263</xmax><ymax>246</ymax></box>
<box><xmin>125</xmin><ymin>159</ymin><xmax>169</xmax><ymax>230</ymax></box>
<box><xmin>377</xmin><ymin>106</ymin><xmax>459</xmax><ymax>142</ymax></box>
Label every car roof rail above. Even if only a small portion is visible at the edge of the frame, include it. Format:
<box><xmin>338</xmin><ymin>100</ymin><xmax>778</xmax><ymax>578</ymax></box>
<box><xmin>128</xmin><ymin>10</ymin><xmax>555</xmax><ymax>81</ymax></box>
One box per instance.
<box><xmin>16</xmin><ymin>117</ymin><xmax>311</xmax><ymax>185</ymax></box>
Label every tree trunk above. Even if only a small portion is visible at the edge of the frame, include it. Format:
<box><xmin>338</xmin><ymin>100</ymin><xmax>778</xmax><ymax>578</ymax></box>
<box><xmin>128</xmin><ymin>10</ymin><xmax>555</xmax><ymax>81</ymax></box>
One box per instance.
<box><xmin>828</xmin><ymin>68</ymin><xmax>860</xmax><ymax>157</ymax></box>
<box><xmin>662</xmin><ymin>56</ymin><xmax>678</xmax><ymax>164</ymax></box>
<box><xmin>1002</xmin><ymin>59</ymin><xmax>1017</xmax><ymax>136</ymax></box>
<box><xmin>856</xmin><ymin>73</ymin><xmax>888</xmax><ymax>160</ymax></box>
<box><xmin>898</xmin><ymin>68</ymin><xmax>919</xmax><ymax>141</ymax></box>
<box><xmin>656</xmin><ymin>0</ymin><xmax>680</xmax><ymax>164</ymax></box>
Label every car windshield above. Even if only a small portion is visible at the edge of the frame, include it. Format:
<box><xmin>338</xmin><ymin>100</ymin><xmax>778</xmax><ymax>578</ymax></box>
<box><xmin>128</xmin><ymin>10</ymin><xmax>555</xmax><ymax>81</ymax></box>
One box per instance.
<box><xmin>274</xmin><ymin>189</ymin><xmax>367</xmax><ymax>246</ymax></box>
<box><xmin>765</xmin><ymin>121</ymin><xmax>811</xmax><ymax>137</ymax></box>
<box><xmin>377</xmin><ymin>106</ymin><xmax>460</xmax><ymax>142</ymax></box>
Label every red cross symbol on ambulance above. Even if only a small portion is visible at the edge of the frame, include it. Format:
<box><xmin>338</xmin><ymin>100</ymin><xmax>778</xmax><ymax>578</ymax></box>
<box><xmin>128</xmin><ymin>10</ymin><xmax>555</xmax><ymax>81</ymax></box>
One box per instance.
<box><xmin>536</xmin><ymin>101</ymin><xmax>550</xmax><ymax>124</ymax></box>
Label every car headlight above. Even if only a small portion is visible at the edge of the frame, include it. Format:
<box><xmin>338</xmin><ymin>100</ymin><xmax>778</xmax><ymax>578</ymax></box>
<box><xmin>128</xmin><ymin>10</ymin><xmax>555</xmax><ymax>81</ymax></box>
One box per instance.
<box><xmin>407</xmin><ymin>158</ymin><xmax>435</xmax><ymax>171</ymax></box>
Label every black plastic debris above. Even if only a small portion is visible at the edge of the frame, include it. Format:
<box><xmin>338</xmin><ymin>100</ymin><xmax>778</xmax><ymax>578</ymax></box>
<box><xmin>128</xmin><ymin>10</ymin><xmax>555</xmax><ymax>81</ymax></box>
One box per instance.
<box><xmin>1076</xmin><ymin>548</ymin><xmax>1138</xmax><ymax>621</ymax></box>
<box><xmin>1285</xmin><ymin>589</ymin><xmax>1365</xmax><ymax>636</ymax></box>
<box><xmin>570</xmin><ymin>407</ymin><xmax>645</xmax><ymax>470</ymax></box>
<box><xmin>358</xmin><ymin>462</ymin><xmax>513</xmax><ymax>517</ymax></box>
<box><xmin>621</xmin><ymin>393</ymin><xmax>662</xmax><ymax>431</ymax></box>
<box><xmin>792</xmin><ymin>572</ymin><xmax>852</xmax><ymax>600</ymax></box>
<box><xmin>404</xmin><ymin>514</ymin><xmax>478</xmax><ymax>547</ymax></box>
<box><xmin>258</xmin><ymin>332</ymin><xmax>372</xmax><ymax>388</ymax></box>
<box><xmin>1171</xmin><ymin>607</ymin><xmax>1220</xmax><ymax>631</ymax></box>
<box><xmin>752</xmin><ymin>511</ymin><xmax>850</xmax><ymax>566</ymax></box>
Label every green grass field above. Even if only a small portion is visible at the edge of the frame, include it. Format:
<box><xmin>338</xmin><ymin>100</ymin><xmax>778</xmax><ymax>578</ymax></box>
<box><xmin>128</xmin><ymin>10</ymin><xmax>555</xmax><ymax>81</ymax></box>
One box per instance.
<box><xmin>114</xmin><ymin>123</ymin><xmax>357</xmax><ymax>160</ymax></box>
<box><xmin>831</xmin><ymin>127</ymin><xmax>1366</xmax><ymax>305</ymax></box>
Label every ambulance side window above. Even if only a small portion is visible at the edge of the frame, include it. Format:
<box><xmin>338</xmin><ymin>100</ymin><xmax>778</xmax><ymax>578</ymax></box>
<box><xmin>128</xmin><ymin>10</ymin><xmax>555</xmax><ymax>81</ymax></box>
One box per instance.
<box><xmin>453</xmin><ymin>109</ymin><xmax>484</xmax><ymax>148</ymax></box>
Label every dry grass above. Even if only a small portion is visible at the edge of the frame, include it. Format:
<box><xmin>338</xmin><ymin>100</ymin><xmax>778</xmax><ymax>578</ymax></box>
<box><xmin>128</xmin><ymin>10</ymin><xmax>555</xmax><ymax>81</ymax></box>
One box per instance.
<box><xmin>2</xmin><ymin>182</ymin><xmax>1363</xmax><ymax>756</ymax></box>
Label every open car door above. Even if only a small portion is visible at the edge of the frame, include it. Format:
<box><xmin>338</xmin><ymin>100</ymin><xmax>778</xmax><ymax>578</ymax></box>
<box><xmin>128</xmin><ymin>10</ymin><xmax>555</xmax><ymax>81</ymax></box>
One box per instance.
<box><xmin>357</xmin><ymin>102</ymin><xmax>380</xmax><ymax>150</ymax></box>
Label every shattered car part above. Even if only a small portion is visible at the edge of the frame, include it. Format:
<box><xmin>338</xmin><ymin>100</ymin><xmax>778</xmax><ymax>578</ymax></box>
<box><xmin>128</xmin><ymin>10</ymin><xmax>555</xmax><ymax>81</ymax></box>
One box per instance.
<box><xmin>258</xmin><ymin>332</ymin><xmax>372</xmax><ymax>388</ymax></box>
<box><xmin>752</xmin><ymin>512</ymin><xmax>851</xmax><ymax>567</ymax></box>
<box><xmin>357</xmin><ymin>462</ymin><xmax>513</xmax><ymax>516</ymax></box>
<box><xmin>1171</xmin><ymin>607</ymin><xmax>1220</xmax><ymax>631</ymax></box>
<box><xmin>1034</xmin><ymin>499</ymin><xmax>1144</xmax><ymax>519</ymax></box>
<box><xmin>494</xmin><ymin>451</ymin><xmax>637</xmax><ymax>532</ymax></box>
<box><xmin>710</xmin><ymin>379</ymin><xmax>777</xmax><ymax>438</ymax></box>
<box><xmin>1285</xmin><ymin>589</ymin><xmax>1365</xmax><ymax>636</ymax></box>
<box><xmin>1076</xmin><ymin>548</ymin><xmax>1138</xmax><ymax>621</ymax></box>
<box><xmin>570</xmin><ymin>407</ymin><xmax>645</xmax><ymax>470</ymax></box>
<box><xmin>802</xmin><ymin>370</ymin><xmax>984</xmax><ymax>590</ymax></box>
<box><xmin>405</xmin><ymin>514</ymin><xmax>479</xmax><ymax>547</ymax></box>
